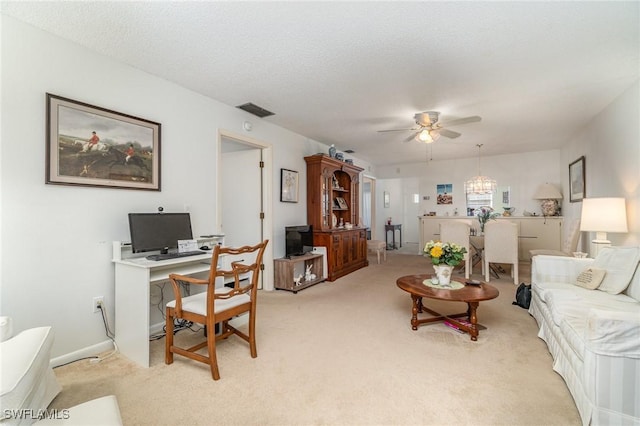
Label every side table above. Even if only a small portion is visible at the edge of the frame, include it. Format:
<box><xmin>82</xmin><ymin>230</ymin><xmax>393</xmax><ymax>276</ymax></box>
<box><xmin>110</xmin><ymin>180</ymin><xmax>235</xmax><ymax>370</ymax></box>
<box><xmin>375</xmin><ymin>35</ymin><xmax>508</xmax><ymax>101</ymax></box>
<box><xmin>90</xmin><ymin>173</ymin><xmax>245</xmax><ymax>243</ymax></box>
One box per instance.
<box><xmin>385</xmin><ymin>224</ymin><xmax>402</xmax><ymax>250</ymax></box>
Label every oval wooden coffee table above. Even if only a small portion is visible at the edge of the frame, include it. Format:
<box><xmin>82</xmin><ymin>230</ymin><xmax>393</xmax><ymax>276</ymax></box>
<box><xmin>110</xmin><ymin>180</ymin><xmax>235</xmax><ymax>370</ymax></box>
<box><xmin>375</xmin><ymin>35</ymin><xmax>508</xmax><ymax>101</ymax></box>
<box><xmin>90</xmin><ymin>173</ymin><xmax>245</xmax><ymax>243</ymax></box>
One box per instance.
<box><xmin>396</xmin><ymin>275</ymin><xmax>499</xmax><ymax>341</ymax></box>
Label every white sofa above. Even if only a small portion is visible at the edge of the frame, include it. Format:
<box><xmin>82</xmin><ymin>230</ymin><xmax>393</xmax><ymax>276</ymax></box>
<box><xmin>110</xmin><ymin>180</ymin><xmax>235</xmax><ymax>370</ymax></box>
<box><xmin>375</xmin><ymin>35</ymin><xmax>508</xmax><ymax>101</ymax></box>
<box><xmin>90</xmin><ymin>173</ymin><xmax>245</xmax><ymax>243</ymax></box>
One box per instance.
<box><xmin>0</xmin><ymin>317</ymin><xmax>123</xmax><ymax>425</ymax></box>
<box><xmin>0</xmin><ymin>318</ymin><xmax>62</xmax><ymax>425</ymax></box>
<box><xmin>529</xmin><ymin>247</ymin><xmax>640</xmax><ymax>426</ymax></box>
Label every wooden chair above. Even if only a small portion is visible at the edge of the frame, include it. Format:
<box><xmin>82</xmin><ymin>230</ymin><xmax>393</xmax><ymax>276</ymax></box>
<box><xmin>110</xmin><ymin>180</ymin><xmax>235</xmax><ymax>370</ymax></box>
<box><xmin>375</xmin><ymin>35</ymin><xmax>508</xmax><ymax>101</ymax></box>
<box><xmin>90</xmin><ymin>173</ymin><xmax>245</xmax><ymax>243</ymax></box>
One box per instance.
<box><xmin>484</xmin><ymin>221</ymin><xmax>519</xmax><ymax>284</ymax></box>
<box><xmin>165</xmin><ymin>240</ymin><xmax>268</xmax><ymax>380</ymax></box>
<box><xmin>440</xmin><ymin>220</ymin><xmax>472</xmax><ymax>279</ymax></box>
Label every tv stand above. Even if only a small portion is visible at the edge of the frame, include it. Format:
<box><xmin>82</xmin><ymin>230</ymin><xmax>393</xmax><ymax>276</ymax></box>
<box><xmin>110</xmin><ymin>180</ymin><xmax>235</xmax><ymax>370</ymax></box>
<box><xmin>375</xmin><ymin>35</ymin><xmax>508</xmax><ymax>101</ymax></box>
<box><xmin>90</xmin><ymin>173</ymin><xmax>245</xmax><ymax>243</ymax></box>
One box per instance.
<box><xmin>274</xmin><ymin>252</ymin><xmax>325</xmax><ymax>294</ymax></box>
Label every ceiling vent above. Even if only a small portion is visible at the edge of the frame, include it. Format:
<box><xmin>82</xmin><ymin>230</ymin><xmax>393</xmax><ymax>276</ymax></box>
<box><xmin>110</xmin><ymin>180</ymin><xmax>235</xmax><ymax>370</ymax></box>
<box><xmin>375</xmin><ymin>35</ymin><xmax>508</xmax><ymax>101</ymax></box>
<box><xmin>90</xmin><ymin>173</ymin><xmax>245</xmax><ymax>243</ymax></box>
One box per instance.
<box><xmin>344</xmin><ymin>149</ymin><xmax>355</xmax><ymax>154</ymax></box>
<box><xmin>236</xmin><ymin>103</ymin><xmax>275</xmax><ymax>118</ymax></box>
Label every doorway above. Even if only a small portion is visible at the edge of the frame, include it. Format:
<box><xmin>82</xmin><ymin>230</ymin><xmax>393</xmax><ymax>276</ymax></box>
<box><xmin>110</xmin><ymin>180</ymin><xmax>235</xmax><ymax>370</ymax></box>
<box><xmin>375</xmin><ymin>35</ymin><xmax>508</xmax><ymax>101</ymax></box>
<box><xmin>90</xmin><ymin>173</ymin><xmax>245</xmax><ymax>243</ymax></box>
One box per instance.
<box><xmin>218</xmin><ymin>130</ymin><xmax>273</xmax><ymax>290</ymax></box>
<box><xmin>362</xmin><ymin>175</ymin><xmax>376</xmax><ymax>239</ymax></box>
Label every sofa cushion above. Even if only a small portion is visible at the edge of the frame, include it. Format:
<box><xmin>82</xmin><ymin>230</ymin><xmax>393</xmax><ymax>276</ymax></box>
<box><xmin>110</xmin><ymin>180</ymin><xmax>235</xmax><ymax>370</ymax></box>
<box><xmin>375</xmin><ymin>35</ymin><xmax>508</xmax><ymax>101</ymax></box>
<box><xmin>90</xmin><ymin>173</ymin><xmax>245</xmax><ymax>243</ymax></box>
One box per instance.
<box><xmin>575</xmin><ymin>267</ymin><xmax>606</xmax><ymax>289</ymax></box>
<box><xmin>544</xmin><ymin>288</ymin><xmax>640</xmax><ymax>326</ymax></box>
<box><xmin>545</xmin><ymin>290</ymin><xmax>588</xmax><ymax>326</ymax></box>
<box><xmin>593</xmin><ymin>246</ymin><xmax>640</xmax><ymax>294</ymax></box>
<box><xmin>586</xmin><ymin>309</ymin><xmax>640</xmax><ymax>357</ymax></box>
<box><xmin>533</xmin><ymin>281</ymin><xmax>572</xmax><ymax>303</ymax></box>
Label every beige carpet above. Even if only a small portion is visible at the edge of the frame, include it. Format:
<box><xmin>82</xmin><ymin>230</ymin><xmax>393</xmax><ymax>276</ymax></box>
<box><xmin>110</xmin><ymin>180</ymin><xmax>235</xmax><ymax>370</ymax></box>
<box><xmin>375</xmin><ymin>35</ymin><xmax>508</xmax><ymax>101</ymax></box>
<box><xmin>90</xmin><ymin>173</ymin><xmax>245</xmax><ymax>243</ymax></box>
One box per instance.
<box><xmin>51</xmin><ymin>253</ymin><xmax>580</xmax><ymax>425</ymax></box>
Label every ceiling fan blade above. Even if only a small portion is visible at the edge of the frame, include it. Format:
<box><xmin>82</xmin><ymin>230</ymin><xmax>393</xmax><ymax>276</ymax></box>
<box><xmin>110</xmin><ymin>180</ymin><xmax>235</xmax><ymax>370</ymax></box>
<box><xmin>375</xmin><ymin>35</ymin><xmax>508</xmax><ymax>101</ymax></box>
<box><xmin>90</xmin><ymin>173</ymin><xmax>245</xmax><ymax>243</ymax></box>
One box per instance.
<box><xmin>403</xmin><ymin>131</ymin><xmax>420</xmax><ymax>142</ymax></box>
<box><xmin>438</xmin><ymin>129</ymin><xmax>462</xmax><ymax>139</ymax></box>
<box><xmin>377</xmin><ymin>127</ymin><xmax>418</xmax><ymax>133</ymax></box>
<box><xmin>438</xmin><ymin>116</ymin><xmax>482</xmax><ymax>127</ymax></box>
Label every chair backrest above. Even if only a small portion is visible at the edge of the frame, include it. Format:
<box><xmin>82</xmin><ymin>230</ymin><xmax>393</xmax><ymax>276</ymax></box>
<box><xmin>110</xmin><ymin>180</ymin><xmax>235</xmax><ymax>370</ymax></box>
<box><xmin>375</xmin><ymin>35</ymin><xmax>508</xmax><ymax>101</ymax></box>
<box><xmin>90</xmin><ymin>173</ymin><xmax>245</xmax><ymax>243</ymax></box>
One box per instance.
<box><xmin>484</xmin><ymin>221</ymin><xmax>518</xmax><ymax>263</ymax></box>
<box><xmin>208</xmin><ymin>240</ymin><xmax>268</xmax><ymax>305</ymax></box>
<box><xmin>562</xmin><ymin>218</ymin><xmax>581</xmax><ymax>254</ymax></box>
<box><xmin>440</xmin><ymin>221</ymin><xmax>471</xmax><ymax>259</ymax></box>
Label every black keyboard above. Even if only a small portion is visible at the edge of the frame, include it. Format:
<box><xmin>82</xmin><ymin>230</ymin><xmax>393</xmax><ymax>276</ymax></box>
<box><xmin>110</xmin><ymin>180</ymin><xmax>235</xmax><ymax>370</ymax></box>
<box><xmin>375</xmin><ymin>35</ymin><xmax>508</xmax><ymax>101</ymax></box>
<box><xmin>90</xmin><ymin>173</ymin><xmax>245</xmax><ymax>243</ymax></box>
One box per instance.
<box><xmin>146</xmin><ymin>251</ymin><xmax>206</xmax><ymax>261</ymax></box>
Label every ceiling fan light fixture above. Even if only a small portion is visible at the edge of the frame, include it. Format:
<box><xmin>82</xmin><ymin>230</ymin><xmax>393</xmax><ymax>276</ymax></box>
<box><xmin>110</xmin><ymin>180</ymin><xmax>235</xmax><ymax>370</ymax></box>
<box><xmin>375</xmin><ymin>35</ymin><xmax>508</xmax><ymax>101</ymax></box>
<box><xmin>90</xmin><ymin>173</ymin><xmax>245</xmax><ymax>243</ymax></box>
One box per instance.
<box><xmin>418</xmin><ymin>129</ymin><xmax>433</xmax><ymax>143</ymax></box>
<box><xmin>417</xmin><ymin>129</ymin><xmax>439</xmax><ymax>143</ymax></box>
<box><xmin>465</xmin><ymin>144</ymin><xmax>496</xmax><ymax>194</ymax></box>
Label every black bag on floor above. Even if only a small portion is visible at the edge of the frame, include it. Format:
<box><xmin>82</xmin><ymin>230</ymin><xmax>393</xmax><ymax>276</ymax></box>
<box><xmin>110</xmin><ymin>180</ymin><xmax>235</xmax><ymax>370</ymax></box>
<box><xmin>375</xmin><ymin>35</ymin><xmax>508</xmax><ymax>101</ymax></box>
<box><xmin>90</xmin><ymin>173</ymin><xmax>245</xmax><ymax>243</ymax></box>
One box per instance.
<box><xmin>512</xmin><ymin>283</ymin><xmax>532</xmax><ymax>309</ymax></box>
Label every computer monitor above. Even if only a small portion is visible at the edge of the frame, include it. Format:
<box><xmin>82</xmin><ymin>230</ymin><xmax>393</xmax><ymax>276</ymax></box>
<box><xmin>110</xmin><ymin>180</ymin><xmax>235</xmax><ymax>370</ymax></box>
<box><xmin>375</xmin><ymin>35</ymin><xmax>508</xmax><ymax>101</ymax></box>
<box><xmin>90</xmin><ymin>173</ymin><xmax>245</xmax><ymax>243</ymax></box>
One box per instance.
<box><xmin>128</xmin><ymin>213</ymin><xmax>193</xmax><ymax>254</ymax></box>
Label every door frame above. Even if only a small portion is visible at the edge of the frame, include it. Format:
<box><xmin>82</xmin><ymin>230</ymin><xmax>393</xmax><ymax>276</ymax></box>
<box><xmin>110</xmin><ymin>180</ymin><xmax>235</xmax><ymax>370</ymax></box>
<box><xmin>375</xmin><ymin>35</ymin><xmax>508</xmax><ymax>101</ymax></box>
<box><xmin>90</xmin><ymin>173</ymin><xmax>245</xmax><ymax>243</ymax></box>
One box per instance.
<box><xmin>362</xmin><ymin>174</ymin><xmax>377</xmax><ymax>239</ymax></box>
<box><xmin>217</xmin><ymin>129</ymin><xmax>274</xmax><ymax>291</ymax></box>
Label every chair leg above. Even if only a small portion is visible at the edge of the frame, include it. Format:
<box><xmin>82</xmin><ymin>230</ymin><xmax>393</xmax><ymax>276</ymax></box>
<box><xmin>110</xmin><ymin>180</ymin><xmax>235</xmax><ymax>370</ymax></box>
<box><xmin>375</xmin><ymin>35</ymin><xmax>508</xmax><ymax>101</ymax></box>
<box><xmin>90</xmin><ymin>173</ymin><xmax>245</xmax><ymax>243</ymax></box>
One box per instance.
<box><xmin>249</xmin><ymin>309</ymin><xmax>257</xmax><ymax>359</ymax></box>
<box><xmin>513</xmin><ymin>263</ymin><xmax>519</xmax><ymax>285</ymax></box>
<box><xmin>383</xmin><ymin>248</ymin><xmax>386</xmax><ymax>261</ymax></box>
<box><xmin>376</xmin><ymin>249</ymin><xmax>381</xmax><ymax>264</ymax></box>
<box><xmin>484</xmin><ymin>260</ymin><xmax>490</xmax><ymax>282</ymax></box>
<box><xmin>464</xmin><ymin>256</ymin><xmax>470</xmax><ymax>280</ymax></box>
<box><xmin>165</xmin><ymin>308</ymin><xmax>174</xmax><ymax>364</ymax></box>
<box><xmin>207</xmin><ymin>320</ymin><xmax>220</xmax><ymax>380</ymax></box>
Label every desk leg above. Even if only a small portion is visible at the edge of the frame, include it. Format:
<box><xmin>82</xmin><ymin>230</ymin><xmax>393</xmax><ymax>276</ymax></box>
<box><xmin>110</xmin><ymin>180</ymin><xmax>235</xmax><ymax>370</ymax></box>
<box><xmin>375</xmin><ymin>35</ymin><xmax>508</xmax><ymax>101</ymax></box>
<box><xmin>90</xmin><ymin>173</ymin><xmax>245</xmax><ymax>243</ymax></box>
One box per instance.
<box><xmin>115</xmin><ymin>264</ymin><xmax>151</xmax><ymax>368</ymax></box>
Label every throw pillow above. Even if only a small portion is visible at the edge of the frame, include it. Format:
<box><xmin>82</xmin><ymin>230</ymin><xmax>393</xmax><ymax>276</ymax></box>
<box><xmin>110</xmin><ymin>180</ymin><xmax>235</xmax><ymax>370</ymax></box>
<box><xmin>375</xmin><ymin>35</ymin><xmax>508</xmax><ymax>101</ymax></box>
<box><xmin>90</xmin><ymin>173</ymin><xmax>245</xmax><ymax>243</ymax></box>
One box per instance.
<box><xmin>593</xmin><ymin>246</ymin><xmax>640</xmax><ymax>295</ymax></box>
<box><xmin>575</xmin><ymin>267</ymin><xmax>606</xmax><ymax>290</ymax></box>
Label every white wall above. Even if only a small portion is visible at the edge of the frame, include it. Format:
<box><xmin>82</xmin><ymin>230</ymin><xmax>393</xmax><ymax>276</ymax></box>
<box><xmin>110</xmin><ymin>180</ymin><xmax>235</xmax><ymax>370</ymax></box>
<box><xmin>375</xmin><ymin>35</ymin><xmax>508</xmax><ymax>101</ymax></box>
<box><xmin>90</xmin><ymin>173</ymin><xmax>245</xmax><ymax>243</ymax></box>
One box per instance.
<box><xmin>560</xmin><ymin>80</ymin><xmax>640</xmax><ymax>250</ymax></box>
<box><xmin>373</xmin><ymin>150</ymin><xmax>563</xmax><ymax>243</ymax></box>
<box><xmin>0</xmin><ymin>15</ymin><xmax>372</xmax><ymax>359</ymax></box>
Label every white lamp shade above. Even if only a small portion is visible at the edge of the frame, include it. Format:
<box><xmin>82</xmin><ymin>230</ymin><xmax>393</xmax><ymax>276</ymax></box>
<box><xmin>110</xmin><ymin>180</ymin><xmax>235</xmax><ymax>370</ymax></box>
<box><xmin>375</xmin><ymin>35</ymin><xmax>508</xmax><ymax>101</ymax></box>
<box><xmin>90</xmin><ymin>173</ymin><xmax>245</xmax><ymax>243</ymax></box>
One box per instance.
<box><xmin>533</xmin><ymin>183</ymin><xmax>563</xmax><ymax>200</ymax></box>
<box><xmin>580</xmin><ymin>197</ymin><xmax>628</xmax><ymax>233</ymax></box>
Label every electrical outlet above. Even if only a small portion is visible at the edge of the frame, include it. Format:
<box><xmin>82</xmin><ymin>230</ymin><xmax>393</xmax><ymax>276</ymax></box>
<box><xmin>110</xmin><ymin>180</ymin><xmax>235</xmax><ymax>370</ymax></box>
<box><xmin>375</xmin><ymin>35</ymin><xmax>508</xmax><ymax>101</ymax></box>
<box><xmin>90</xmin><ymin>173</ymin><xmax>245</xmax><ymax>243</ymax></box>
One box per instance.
<box><xmin>93</xmin><ymin>296</ymin><xmax>104</xmax><ymax>313</ymax></box>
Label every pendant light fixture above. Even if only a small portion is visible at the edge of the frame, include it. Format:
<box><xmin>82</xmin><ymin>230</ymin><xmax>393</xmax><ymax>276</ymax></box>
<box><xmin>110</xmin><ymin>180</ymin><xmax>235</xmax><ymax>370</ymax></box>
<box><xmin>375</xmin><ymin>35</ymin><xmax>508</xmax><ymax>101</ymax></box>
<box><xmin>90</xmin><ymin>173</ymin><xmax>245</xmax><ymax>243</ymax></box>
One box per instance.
<box><xmin>464</xmin><ymin>144</ymin><xmax>496</xmax><ymax>194</ymax></box>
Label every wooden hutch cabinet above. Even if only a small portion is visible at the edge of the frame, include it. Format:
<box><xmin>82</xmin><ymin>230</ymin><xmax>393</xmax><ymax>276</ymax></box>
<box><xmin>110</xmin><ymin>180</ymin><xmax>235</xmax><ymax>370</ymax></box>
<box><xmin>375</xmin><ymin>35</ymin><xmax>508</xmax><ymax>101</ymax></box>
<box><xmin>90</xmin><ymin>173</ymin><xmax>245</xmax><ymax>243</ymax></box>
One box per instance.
<box><xmin>304</xmin><ymin>154</ymin><xmax>368</xmax><ymax>281</ymax></box>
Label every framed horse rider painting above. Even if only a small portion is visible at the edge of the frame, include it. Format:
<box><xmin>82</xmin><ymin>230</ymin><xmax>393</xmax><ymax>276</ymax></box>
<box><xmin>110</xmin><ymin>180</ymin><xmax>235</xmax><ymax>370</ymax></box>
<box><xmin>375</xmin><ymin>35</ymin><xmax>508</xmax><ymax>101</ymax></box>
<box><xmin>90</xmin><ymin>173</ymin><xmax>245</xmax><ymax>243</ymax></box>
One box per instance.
<box><xmin>46</xmin><ymin>93</ymin><xmax>161</xmax><ymax>190</ymax></box>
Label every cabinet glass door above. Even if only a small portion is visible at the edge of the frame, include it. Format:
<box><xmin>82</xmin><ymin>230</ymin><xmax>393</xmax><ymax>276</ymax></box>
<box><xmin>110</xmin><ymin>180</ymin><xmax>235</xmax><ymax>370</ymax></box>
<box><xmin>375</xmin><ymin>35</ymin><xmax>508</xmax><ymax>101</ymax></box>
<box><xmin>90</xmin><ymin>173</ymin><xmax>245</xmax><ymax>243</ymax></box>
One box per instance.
<box><xmin>322</xmin><ymin>177</ymin><xmax>330</xmax><ymax>229</ymax></box>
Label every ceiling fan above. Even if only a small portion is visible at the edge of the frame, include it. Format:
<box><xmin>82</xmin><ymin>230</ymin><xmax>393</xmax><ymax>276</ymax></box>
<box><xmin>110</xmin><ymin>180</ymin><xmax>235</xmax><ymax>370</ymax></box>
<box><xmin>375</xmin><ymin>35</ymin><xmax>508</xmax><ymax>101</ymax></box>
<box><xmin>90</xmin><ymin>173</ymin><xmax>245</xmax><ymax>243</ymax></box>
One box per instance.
<box><xmin>378</xmin><ymin>111</ymin><xmax>481</xmax><ymax>143</ymax></box>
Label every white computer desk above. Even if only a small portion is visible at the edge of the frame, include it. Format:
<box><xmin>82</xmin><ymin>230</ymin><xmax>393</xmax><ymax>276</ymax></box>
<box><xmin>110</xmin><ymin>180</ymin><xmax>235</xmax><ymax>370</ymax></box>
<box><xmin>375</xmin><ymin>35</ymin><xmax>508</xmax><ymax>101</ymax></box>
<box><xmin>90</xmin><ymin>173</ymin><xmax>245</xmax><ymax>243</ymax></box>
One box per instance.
<box><xmin>112</xmin><ymin>240</ymin><xmax>224</xmax><ymax>367</ymax></box>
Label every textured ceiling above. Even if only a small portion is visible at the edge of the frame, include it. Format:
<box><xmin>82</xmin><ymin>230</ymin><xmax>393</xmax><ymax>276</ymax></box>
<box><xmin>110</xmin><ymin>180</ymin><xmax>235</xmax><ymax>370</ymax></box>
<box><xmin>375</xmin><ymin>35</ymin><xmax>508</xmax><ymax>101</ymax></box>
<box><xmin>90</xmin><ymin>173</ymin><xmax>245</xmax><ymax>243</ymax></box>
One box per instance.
<box><xmin>2</xmin><ymin>1</ymin><xmax>639</xmax><ymax>166</ymax></box>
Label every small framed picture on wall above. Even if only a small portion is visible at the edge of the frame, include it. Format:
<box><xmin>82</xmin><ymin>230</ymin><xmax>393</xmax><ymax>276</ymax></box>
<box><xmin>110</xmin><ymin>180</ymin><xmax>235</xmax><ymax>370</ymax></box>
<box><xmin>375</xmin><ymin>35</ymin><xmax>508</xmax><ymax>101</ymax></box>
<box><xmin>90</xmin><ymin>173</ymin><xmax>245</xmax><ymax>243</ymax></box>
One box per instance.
<box><xmin>280</xmin><ymin>168</ymin><xmax>299</xmax><ymax>203</ymax></box>
<box><xmin>569</xmin><ymin>156</ymin><xmax>585</xmax><ymax>202</ymax></box>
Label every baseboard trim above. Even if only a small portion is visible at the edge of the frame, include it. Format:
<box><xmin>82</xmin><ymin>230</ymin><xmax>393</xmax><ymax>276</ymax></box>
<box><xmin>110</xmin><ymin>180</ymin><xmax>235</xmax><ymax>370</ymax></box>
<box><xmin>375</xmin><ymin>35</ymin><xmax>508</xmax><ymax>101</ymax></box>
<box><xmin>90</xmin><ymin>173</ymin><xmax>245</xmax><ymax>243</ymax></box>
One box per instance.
<box><xmin>51</xmin><ymin>339</ymin><xmax>114</xmax><ymax>368</ymax></box>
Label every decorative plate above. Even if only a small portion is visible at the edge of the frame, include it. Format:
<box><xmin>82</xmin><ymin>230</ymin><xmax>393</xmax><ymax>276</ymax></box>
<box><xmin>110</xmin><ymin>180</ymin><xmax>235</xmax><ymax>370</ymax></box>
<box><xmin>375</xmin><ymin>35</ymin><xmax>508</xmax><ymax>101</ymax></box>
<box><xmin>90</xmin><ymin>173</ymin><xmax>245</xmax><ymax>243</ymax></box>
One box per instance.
<box><xmin>332</xmin><ymin>213</ymin><xmax>338</xmax><ymax>227</ymax></box>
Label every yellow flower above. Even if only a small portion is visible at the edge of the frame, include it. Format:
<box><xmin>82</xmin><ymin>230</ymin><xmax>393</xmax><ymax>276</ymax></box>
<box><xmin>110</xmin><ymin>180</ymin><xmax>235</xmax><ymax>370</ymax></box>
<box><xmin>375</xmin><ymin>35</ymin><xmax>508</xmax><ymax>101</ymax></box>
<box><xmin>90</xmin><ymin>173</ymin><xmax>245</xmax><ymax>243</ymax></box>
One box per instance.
<box><xmin>430</xmin><ymin>246</ymin><xmax>443</xmax><ymax>258</ymax></box>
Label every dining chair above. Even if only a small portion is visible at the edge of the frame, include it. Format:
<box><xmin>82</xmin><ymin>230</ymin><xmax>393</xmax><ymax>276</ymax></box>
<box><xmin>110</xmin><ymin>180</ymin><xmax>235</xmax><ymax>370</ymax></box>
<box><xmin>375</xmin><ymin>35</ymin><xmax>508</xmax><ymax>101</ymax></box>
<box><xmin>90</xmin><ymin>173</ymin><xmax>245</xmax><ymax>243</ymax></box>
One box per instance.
<box><xmin>440</xmin><ymin>220</ymin><xmax>472</xmax><ymax>279</ymax></box>
<box><xmin>165</xmin><ymin>240</ymin><xmax>268</xmax><ymax>380</ymax></box>
<box><xmin>484</xmin><ymin>221</ymin><xmax>519</xmax><ymax>284</ymax></box>
<box><xmin>529</xmin><ymin>218</ymin><xmax>581</xmax><ymax>258</ymax></box>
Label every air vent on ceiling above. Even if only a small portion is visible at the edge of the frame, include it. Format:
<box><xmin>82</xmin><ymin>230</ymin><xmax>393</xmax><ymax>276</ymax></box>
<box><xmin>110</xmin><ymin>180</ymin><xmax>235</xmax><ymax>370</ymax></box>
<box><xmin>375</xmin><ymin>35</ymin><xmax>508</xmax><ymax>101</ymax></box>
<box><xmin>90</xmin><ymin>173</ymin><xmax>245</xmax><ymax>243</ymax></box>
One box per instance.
<box><xmin>236</xmin><ymin>103</ymin><xmax>275</xmax><ymax>118</ymax></box>
<box><xmin>344</xmin><ymin>149</ymin><xmax>355</xmax><ymax>154</ymax></box>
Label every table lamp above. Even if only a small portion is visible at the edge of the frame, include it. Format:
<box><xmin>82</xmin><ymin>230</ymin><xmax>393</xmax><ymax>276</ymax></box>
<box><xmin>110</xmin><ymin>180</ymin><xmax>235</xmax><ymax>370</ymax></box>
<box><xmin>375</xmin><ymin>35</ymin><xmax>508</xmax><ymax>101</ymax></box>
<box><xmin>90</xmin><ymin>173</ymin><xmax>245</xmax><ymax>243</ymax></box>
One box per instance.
<box><xmin>533</xmin><ymin>183</ymin><xmax>563</xmax><ymax>216</ymax></box>
<box><xmin>580</xmin><ymin>197</ymin><xmax>628</xmax><ymax>257</ymax></box>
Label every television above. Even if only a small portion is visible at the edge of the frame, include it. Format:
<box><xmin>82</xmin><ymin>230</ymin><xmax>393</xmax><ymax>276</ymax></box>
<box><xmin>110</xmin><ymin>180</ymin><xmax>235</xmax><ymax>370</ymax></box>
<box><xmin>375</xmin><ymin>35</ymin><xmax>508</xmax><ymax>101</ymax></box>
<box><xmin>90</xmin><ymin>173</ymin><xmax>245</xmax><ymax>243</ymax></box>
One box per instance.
<box><xmin>285</xmin><ymin>225</ymin><xmax>314</xmax><ymax>258</ymax></box>
<box><xmin>128</xmin><ymin>213</ymin><xmax>193</xmax><ymax>254</ymax></box>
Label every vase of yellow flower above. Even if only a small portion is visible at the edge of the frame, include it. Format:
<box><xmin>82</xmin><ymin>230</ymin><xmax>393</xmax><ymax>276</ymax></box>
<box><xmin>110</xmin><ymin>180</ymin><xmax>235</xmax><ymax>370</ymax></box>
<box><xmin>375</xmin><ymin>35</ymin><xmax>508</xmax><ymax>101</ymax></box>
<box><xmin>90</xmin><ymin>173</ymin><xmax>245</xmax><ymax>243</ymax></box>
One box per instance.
<box><xmin>433</xmin><ymin>264</ymin><xmax>454</xmax><ymax>286</ymax></box>
<box><xmin>423</xmin><ymin>240</ymin><xmax>467</xmax><ymax>286</ymax></box>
